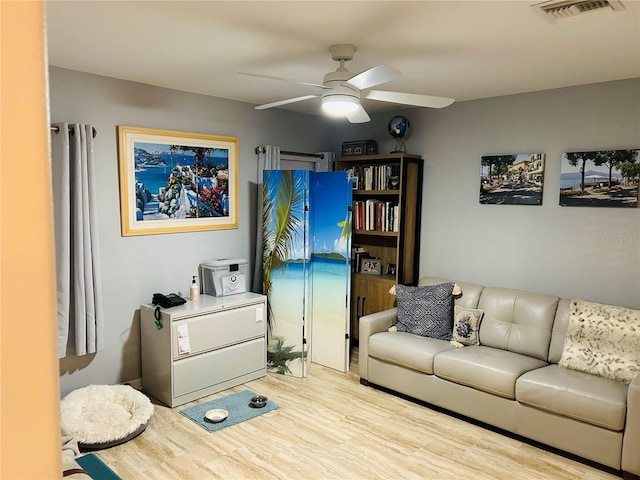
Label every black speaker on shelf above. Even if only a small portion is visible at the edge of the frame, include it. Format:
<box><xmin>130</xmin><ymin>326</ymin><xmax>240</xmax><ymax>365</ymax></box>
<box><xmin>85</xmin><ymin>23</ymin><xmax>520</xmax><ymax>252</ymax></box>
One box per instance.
<box><xmin>342</xmin><ymin>139</ymin><xmax>378</xmax><ymax>156</ymax></box>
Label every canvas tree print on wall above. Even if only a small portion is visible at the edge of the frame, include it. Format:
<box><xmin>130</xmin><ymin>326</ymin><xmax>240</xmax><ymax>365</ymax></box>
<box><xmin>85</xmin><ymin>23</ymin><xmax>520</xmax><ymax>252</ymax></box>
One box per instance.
<box><xmin>480</xmin><ymin>153</ymin><xmax>545</xmax><ymax>205</ymax></box>
<box><xmin>559</xmin><ymin>149</ymin><xmax>640</xmax><ymax>208</ymax></box>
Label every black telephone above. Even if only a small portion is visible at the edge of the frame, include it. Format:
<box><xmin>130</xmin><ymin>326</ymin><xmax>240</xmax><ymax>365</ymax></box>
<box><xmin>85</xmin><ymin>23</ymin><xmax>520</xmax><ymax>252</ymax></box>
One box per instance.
<box><xmin>152</xmin><ymin>293</ymin><xmax>186</xmax><ymax>308</ymax></box>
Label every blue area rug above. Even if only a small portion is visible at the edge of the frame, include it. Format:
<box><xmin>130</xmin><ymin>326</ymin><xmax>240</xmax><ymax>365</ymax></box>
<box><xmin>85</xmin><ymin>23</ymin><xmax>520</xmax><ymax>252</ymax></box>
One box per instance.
<box><xmin>179</xmin><ymin>389</ymin><xmax>279</xmax><ymax>432</ymax></box>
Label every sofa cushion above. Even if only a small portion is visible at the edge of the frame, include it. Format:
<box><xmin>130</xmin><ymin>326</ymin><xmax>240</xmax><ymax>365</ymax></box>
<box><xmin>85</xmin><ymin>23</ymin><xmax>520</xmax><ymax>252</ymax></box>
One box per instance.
<box><xmin>453</xmin><ymin>306</ymin><xmax>483</xmax><ymax>346</ymax></box>
<box><xmin>559</xmin><ymin>299</ymin><xmax>640</xmax><ymax>385</ymax></box>
<box><xmin>419</xmin><ymin>277</ymin><xmax>484</xmax><ymax>310</ymax></box>
<box><xmin>369</xmin><ymin>331</ymin><xmax>456</xmax><ymax>374</ymax></box>
<box><xmin>548</xmin><ymin>298</ymin><xmax>571</xmax><ymax>364</ymax></box>
<box><xmin>478</xmin><ymin>287</ymin><xmax>559</xmax><ymax>361</ymax></box>
<box><xmin>516</xmin><ymin>364</ymin><xmax>627</xmax><ymax>431</ymax></box>
<box><xmin>395</xmin><ymin>282</ymin><xmax>455</xmax><ymax>340</ymax></box>
<box><xmin>433</xmin><ymin>346</ymin><xmax>547</xmax><ymax>399</ymax></box>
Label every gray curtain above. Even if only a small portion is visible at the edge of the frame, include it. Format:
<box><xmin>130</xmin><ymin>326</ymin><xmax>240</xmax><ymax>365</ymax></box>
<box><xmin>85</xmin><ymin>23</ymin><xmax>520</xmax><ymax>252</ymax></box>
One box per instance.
<box><xmin>252</xmin><ymin>145</ymin><xmax>281</xmax><ymax>293</ymax></box>
<box><xmin>52</xmin><ymin>123</ymin><xmax>104</xmax><ymax>357</ymax></box>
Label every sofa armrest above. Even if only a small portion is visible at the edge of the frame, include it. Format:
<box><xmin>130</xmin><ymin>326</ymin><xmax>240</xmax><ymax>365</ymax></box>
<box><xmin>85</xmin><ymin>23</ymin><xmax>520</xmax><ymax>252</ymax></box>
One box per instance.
<box><xmin>622</xmin><ymin>374</ymin><xmax>640</xmax><ymax>476</ymax></box>
<box><xmin>358</xmin><ymin>307</ymin><xmax>398</xmax><ymax>382</ymax></box>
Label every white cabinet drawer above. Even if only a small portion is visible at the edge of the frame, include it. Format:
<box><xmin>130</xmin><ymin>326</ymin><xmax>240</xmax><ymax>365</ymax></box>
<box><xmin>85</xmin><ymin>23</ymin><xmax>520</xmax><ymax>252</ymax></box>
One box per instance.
<box><xmin>172</xmin><ymin>304</ymin><xmax>265</xmax><ymax>359</ymax></box>
<box><xmin>172</xmin><ymin>337</ymin><xmax>265</xmax><ymax>398</ymax></box>
<box><xmin>141</xmin><ymin>293</ymin><xmax>267</xmax><ymax>407</ymax></box>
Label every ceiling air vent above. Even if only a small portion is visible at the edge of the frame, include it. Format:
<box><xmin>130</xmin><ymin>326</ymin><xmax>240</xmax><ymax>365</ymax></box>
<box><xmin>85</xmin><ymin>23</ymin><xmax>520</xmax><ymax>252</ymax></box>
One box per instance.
<box><xmin>531</xmin><ymin>0</ymin><xmax>625</xmax><ymax>23</ymax></box>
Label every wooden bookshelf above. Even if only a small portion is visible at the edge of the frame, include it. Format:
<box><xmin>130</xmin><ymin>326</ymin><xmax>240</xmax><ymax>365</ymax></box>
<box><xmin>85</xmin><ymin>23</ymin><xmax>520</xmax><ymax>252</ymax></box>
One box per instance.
<box><xmin>335</xmin><ymin>153</ymin><xmax>424</xmax><ymax>343</ymax></box>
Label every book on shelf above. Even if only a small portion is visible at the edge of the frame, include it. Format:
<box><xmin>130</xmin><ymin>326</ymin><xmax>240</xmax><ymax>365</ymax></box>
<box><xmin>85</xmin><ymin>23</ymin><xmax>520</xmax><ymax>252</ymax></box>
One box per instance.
<box><xmin>353</xmin><ymin>200</ymin><xmax>399</xmax><ymax>232</ymax></box>
<box><xmin>349</xmin><ymin>165</ymin><xmax>400</xmax><ymax>191</ymax></box>
<box><xmin>351</xmin><ymin>247</ymin><xmax>370</xmax><ymax>273</ymax></box>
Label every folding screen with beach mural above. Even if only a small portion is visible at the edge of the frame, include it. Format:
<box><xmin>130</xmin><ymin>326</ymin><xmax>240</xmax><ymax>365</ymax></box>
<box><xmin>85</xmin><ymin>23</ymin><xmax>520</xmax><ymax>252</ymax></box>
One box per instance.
<box><xmin>262</xmin><ymin>170</ymin><xmax>352</xmax><ymax>377</ymax></box>
<box><xmin>559</xmin><ymin>149</ymin><xmax>640</xmax><ymax>208</ymax></box>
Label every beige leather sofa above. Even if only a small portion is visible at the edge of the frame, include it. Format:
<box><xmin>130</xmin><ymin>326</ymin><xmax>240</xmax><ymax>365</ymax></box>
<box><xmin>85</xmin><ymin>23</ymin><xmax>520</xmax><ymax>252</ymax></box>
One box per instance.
<box><xmin>359</xmin><ymin>276</ymin><xmax>640</xmax><ymax>478</ymax></box>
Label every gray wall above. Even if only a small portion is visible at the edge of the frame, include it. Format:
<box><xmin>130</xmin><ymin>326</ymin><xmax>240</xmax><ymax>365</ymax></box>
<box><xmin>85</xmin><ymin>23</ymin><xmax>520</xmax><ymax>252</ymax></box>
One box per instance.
<box><xmin>52</xmin><ymin>68</ymin><xmax>639</xmax><ymax>396</ymax></box>
<box><xmin>50</xmin><ymin>68</ymin><xmax>334</xmax><ymax>396</ymax></box>
<box><xmin>332</xmin><ymin>78</ymin><xmax>640</xmax><ymax>309</ymax></box>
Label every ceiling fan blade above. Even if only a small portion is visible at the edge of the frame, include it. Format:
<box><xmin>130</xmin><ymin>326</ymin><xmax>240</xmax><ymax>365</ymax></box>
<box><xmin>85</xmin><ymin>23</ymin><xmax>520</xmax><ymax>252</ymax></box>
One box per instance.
<box><xmin>344</xmin><ymin>104</ymin><xmax>371</xmax><ymax>124</ymax></box>
<box><xmin>239</xmin><ymin>72</ymin><xmax>327</xmax><ymax>89</ymax></box>
<box><xmin>255</xmin><ymin>95</ymin><xmax>319</xmax><ymax>110</ymax></box>
<box><xmin>365</xmin><ymin>90</ymin><xmax>455</xmax><ymax>109</ymax></box>
<box><xmin>346</xmin><ymin>65</ymin><xmax>401</xmax><ymax>90</ymax></box>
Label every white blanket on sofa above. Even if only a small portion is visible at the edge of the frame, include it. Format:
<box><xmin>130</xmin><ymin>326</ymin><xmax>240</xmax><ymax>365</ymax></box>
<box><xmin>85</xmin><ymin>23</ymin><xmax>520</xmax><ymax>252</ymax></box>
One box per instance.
<box><xmin>559</xmin><ymin>298</ymin><xmax>640</xmax><ymax>385</ymax></box>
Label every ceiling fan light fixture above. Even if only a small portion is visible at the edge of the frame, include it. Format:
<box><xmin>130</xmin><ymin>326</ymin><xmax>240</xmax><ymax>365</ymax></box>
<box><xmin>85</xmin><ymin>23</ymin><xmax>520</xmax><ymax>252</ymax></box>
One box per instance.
<box><xmin>249</xmin><ymin>43</ymin><xmax>454</xmax><ymax>120</ymax></box>
<box><xmin>321</xmin><ymin>94</ymin><xmax>359</xmax><ymax>116</ymax></box>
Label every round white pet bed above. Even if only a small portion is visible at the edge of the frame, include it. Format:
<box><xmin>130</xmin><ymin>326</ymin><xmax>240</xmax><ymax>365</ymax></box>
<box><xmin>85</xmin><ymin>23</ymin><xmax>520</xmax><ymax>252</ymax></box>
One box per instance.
<box><xmin>61</xmin><ymin>384</ymin><xmax>154</xmax><ymax>450</ymax></box>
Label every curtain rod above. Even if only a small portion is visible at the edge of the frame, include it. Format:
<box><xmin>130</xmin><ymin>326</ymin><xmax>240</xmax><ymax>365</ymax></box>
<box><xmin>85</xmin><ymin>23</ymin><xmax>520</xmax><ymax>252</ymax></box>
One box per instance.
<box><xmin>50</xmin><ymin>125</ymin><xmax>97</xmax><ymax>138</ymax></box>
<box><xmin>255</xmin><ymin>145</ymin><xmax>324</xmax><ymax>159</ymax></box>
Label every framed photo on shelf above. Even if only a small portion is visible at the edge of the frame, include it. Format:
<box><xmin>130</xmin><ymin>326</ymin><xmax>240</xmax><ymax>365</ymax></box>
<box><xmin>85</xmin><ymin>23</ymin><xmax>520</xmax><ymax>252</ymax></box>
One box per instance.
<box><xmin>360</xmin><ymin>258</ymin><xmax>382</xmax><ymax>275</ymax></box>
<box><xmin>385</xmin><ymin>263</ymin><xmax>397</xmax><ymax>276</ymax></box>
<box><xmin>117</xmin><ymin>126</ymin><xmax>238</xmax><ymax>236</ymax></box>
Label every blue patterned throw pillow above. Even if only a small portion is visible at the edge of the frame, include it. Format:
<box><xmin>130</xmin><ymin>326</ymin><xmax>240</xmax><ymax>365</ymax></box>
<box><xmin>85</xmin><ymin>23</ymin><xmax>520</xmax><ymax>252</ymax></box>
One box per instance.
<box><xmin>396</xmin><ymin>283</ymin><xmax>455</xmax><ymax>340</ymax></box>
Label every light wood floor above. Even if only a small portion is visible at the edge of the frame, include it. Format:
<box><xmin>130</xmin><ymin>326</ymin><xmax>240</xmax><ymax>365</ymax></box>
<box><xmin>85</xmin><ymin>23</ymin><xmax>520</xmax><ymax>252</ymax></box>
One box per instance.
<box><xmin>92</xmin><ymin>349</ymin><xmax>620</xmax><ymax>480</ymax></box>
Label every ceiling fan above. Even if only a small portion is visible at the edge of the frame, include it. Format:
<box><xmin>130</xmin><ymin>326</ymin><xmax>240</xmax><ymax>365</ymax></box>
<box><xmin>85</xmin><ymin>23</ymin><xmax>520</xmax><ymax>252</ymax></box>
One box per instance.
<box><xmin>242</xmin><ymin>44</ymin><xmax>455</xmax><ymax>123</ymax></box>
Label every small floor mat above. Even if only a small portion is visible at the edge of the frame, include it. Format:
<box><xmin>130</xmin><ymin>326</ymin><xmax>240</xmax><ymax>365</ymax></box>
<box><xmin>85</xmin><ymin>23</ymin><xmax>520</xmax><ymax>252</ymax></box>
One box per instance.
<box><xmin>179</xmin><ymin>389</ymin><xmax>279</xmax><ymax>432</ymax></box>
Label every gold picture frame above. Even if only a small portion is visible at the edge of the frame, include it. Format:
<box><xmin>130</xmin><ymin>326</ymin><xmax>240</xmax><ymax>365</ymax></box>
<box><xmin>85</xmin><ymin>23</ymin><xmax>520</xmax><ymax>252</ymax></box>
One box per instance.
<box><xmin>118</xmin><ymin>126</ymin><xmax>238</xmax><ymax>236</ymax></box>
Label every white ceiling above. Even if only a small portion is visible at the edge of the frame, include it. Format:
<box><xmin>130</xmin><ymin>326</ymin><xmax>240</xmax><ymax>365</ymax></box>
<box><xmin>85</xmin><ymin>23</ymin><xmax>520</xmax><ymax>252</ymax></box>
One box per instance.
<box><xmin>45</xmin><ymin>1</ymin><xmax>640</xmax><ymax>118</ymax></box>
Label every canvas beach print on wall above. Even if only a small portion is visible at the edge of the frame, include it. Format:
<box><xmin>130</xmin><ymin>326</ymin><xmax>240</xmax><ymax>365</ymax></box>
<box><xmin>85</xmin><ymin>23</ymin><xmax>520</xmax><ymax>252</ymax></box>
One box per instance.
<box><xmin>559</xmin><ymin>149</ymin><xmax>639</xmax><ymax>208</ymax></box>
<box><xmin>480</xmin><ymin>153</ymin><xmax>545</xmax><ymax>205</ymax></box>
<box><xmin>118</xmin><ymin>126</ymin><xmax>238</xmax><ymax>235</ymax></box>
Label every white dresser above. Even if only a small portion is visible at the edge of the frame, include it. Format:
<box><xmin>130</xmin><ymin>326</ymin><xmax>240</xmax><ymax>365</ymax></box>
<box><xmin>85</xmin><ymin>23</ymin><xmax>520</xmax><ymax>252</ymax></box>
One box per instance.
<box><xmin>140</xmin><ymin>293</ymin><xmax>267</xmax><ymax>407</ymax></box>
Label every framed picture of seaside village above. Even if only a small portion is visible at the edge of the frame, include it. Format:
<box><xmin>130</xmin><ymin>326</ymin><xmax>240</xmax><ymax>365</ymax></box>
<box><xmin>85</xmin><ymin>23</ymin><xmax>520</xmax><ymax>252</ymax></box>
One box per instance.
<box><xmin>118</xmin><ymin>126</ymin><xmax>238</xmax><ymax>236</ymax></box>
<box><xmin>559</xmin><ymin>149</ymin><xmax>639</xmax><ymax>208</ymax></box>
<box><xmin>480</xmin><ymin>153</ymin><xmax>545</xmax><ymax>205</ymax></box>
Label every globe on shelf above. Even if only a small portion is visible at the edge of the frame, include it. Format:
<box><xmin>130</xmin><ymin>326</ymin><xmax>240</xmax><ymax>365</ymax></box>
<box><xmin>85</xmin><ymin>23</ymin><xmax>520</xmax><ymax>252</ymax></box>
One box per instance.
<box><xmin>387</xmin><ymin>115</ymin><xmax>411</xmax><ymax>153</ymax></box>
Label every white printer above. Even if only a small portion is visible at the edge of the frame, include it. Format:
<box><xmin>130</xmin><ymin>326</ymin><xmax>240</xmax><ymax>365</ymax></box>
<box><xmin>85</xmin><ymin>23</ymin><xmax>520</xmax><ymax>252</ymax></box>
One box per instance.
<box><xmin>200</xmin><ymin>258</ymin><xmax>249</xmax><ymax>296</ymax></box>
